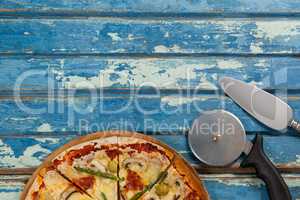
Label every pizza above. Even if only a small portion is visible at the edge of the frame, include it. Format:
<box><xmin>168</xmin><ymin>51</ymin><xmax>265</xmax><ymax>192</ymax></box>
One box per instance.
<box><xmin>25</xmin><ymin>167</ymin><xmax>93</xmax><ymax>200</ymax></box>
<box><xmin>22</xmin><ymin>132</ymin><xmax>209</xmax><ymax>200</ymax></box>
<box><xmin>51</xmin><ymin>136</ymin><xmax>119</xmax><ymax>200</ymax></box>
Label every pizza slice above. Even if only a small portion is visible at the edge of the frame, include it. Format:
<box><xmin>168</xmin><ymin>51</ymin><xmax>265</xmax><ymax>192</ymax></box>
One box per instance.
<box><xmin>118</xmin><ymin>136</ymin><xmax>174</xmax><ymax>200</ymax></box>
<box><xmin>142</xmin><ymin>157</ymin><xmax>209</xmax><ymax>200</ymax></box>
<box><xmin>52</xmin><ymin>136</ymin><xmax>120</xmax><ymax>200</ymax></box>
<box><xmin>25</xmin><ymin>166</ymin><xmax>93</xmax><ymax>200</ymax></box>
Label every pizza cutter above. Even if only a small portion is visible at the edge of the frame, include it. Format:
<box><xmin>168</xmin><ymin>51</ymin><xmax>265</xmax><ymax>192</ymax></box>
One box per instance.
<box><xmin>188</xmin><ymin>110</ymin><xmax>291</xmax><ymax>200</ymax></box>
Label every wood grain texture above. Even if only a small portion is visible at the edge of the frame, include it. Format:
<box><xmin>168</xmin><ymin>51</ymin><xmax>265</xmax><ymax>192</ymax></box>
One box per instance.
<box><xmin>1</xmin><ymin>0</ymin><xmax>300</xmax><ymax>14</ymax></box>
<box><xmin>0</xmin><ymin>56</ymin><xmax>300</xmax><ymax>91</ymax></box>
<box><xmin>1</xmin><ymin>174</ymin><xmax>300</xmax><ymax>200</ymax></box>
<box><xmin>0</xmin><ymin>135</ymin><xmax>298</xmax><ymax>169</ymax></box>
<box><xmin>1</xmin><ymin>19</ymin><xmax>300</xmax><ymax>54</ymax></box>
<box><xmin>1</xmin><ymin>0</ymin><xmax>300</xmax><ymax>198</ymax></box>
<box><xmin>0</xmin><ymin>95</ymin><xmax>299</xmax><ymax>134</ymax></box>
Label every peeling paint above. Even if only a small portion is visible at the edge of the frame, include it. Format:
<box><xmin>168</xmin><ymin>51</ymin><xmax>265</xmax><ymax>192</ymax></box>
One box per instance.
<box><xmin>197</xmin><ymin>72</ymin><xmax>218</xmax><ymax>89</ymax></box>
<box><xmin>54</xmin><ymin>59</ymin><xmax>251</xmax><ymax>90</ymax></box>
<box><xmin>127</xmin><ymin>34</ymin><xmax>135</xmax><ymax>40</ymax></box>
<box><xmin>254</xmin><ymin>59</ymin><xmax>267</xmax><ymax>68</ymax></box>
<box><xmin>250</xmin><ymin>42</ymin><xmax>263</xmax><ymax>53</ymax></box>
<box><xmin>0</xmin><ymin>192</ymin><xmax>19</xmax><ymax>200</ymax></box>
<box><xmin>7</xmin><ymin>117</ymin><xmax>38</xmax><ymax>121</ymax></box>
<box><xmin>59</xmin><ymin>60</ymin><xmax>206</xmax><ymax>89</ymax></box>
<box><xmin>254</xmin><ymin>21</ymin><xmax>299</xmax><ymax>40</ymax></box>
<box><xmin>202</xmin><ymin>174</ymin><xmax>300</xmax><ymax>187</ymax></box>
<box><xmin>37</xmin><ymin>123</ymin><xmax>53</xmax><ymax>132</ymax></box>
<box><xmin>161</xmin><ymin>96</ymin><xmax>209</xmax><ymax>106</ymax></box>
<box><xmin>107</xmin><ymin>32</ymin><xmax>122</xmax><ymax>41</ymax></box>
<box><xmin>217</xmin><ymin>59</ymin><xmax>243</xmax><ymax>69</ymax></box>
<box><xmin>203</xmin><ymin>175</ymin><xmax>264</xmax><ymax>187</ymax></box>
<box><xmin>0</xmin><ymin>140</ymin><xmax>50</xmax><ymax>167</ymax></box>
<box><xmin>154</xmin><ymin>45</ymin><xmax>182</xmax><ymax>53</ymax></box>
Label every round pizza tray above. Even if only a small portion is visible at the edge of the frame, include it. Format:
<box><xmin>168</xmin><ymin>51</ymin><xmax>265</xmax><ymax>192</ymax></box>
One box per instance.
<box><xmin>21</xmin><ymin>131</ymin><xmax>209</xmax><ymax>200</ymax></box>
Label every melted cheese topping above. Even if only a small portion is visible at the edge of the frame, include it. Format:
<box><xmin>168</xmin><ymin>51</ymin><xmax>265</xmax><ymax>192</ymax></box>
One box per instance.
<box><xmin>55</xmin><ymin>148</ymin><xmax>118</xmax><ymax>200</ymax></box>
<box><xmin>119</xmin><ymin>145</ymin><xmax>171</xmax><ymax>200</ymax></box>
<box><xmin>142</xmin><ymin>167</ymin><xmax>187</xmax><ymax>200</ymax></box>
<box><xmin>33</xmin><ymin>170</ymin><xmax>93</xmax><ymax>200</ymax></box>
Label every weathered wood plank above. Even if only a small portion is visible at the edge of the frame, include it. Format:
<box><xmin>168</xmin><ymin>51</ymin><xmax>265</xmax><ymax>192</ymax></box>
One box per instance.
<box><xmin>1</xmin><ymin>0</ymin><xmax>300</xmax><ymax>14</ymax></box>
<box><xmin>1</xmin><ymin>19</ymin><xmax>300</xmax><ymax>54</ymax></box>
<box><xmin>0</xmin><ymin>56</ymin><xmax>300</xmax><ymax>91</ymax></box>
<box><xmin>2</xmin><ymin>174</ymin><xmax>300</xmax><ymax>200</ymax></box>
<box><xmin>0</xmin><ymin>96</ymin><xmax>299</xmax><ymax>134</ymax></box>
<box><xmin>203</xmin><ymin>174</ymin><xmax>300</xmax><ymax>200</ymax></box>
<box><xmin>0</xmin><ymin>135</ymin><xmax>298</xmax><ymax>170</ymax></box>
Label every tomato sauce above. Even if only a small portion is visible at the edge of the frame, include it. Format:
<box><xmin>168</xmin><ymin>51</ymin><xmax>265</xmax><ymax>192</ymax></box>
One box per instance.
<box><xmin>105</xmin><ymin>149</ymin><xmax>121</xmax><ymax>160</ymax></box>
<box><xmin>53</xmin><ymin>144</ymin><xmax>98</xmax><ymax>166</ymax></box>
<box><xmin>66</xmin><ymin>145</ymin><xmax>97</xmax><ymax>164</ymax></box>
<box><xmin>124</xmin><ymin>170</ymin><xmax>144</xmax><ymax>191</ymax></box>
<box><xmin>73</xmin><ymin>176</ymin><xmax>95</xmax><ymax>190</ymax></box>
<box><xmin>122</xmin><ymin>143</ymin><xmax>165</xmax><ymax>156</ymax></box>
<box><xmin>31</xmin><ymin>191</ymin><xmax>38</xmax><ymax>200</ymax></box>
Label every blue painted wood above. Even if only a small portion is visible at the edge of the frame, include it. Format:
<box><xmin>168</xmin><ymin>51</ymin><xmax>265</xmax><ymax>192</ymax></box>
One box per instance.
<box><xmin>203</xmin><ymin>175</ymin><xmax>300</xmax><ymax>200</ymax></box>
<box><xmin>1</xmin><ymin>175</ymin><xmax>300</xmax><ymax>200</ymax></box>
<box><xmin>1</xmin><ymin>0</ymin><xmax>300</xmax><ymax>14</ymax></box>
<box><xmin>1</xmin><ymin>19</ymin><xmax>300</xmax><ymax>54</ymax></box>
<box><xmin>0</xmin><ymin>96</ymin><xmax>299</xmax><ymax>134</ymax></box>
<box><xmin>0</xmin><ymin>56</ymin><xmax>300</xmax><ymax>91</ymax></box>
<box><xmin>1</xmin><ymin>0</ymin><xmax>300</xmax><ymax>198</ymax></box>
<box><xmin>0</xmin><ymin>135</ymin><xmax>298</xmax><ymax>168</ymax></box>
<box><xmin>0</xmin><ymin>181</ymin><xmax>22</xmax><ymax>200</ymax></box>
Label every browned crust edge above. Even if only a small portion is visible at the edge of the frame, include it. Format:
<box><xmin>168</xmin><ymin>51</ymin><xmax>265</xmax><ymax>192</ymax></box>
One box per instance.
<box><xmin>117</xmin><ymin>132</ymin><xmax>175</xmax><ymax>161</ymax></box>
<box><xmin>173</xmin><ymin>156</ymin><xmax>209</xmax><ymax>199</ymax></box>
<box><xmin>20</xmin><ymin>131</ymin><xmax>209</xmax><ymax>200</ymax></box>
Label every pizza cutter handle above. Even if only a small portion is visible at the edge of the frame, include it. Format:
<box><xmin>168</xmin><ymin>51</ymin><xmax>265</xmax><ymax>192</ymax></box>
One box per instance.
<box><xmin>241</xmin><ymin>134</ymin><xmax>291</xmax><ymax>200</ymax></box>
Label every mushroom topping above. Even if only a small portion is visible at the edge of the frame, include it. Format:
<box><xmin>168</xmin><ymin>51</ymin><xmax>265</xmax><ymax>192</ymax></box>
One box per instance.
<box><xmin>122</xmin><ymin>157</ymin><xmax>148</xmax><ymax>172</ymax></box>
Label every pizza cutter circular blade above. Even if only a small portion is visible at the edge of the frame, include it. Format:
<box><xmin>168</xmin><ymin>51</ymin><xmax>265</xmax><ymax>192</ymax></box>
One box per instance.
<box><xmin>188</xmin><ymin>110</ymin><xmax>247</xmax><ymax>166</ymax></box>
<box><xmin>188</xmin><ymin>110</ymin><xmax>291</xmax><ymax>200</ymax></box>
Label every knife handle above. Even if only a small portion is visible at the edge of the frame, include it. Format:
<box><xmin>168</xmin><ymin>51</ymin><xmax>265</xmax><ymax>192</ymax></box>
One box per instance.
<box><xmin>241</xmin><ymin>135</ymin><xmax>291</xmax><ymax>200</ymax></box>
<box><xmin>290</xmin><ymin>119</ymin><xmax>300</xmax><ymax>133</ymax></box>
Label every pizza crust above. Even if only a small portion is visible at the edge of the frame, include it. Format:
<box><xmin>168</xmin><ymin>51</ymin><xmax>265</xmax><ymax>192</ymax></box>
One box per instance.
<box><xmin>117</xmin><ymin>133</ymin><xmax>174</xmax><ymax>161</ymax></box>
<box><xmin>172</xmin><ymin>157</ymin><xmax>209</xmax><ymax>199</ymax></box>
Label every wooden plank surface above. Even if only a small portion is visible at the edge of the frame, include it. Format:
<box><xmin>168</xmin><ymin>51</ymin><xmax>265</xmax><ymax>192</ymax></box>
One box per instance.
<box><xmin>1</xmin><ymin>174</ymin><xmax>300</xmax><ymax>200</ymax></box>
<box><xmin>0</xmin><ymin>135</ymin><xmax>298</xmax><ymax>171</ymax></box>
<box><xmin>0</xmin><ymin>96</ymin><xmax>299</xmax><ymax>134</ymax></box>
<box><xmin>1</xmin><ymin>0</ymin><xmax>300</xmax><ymax>14</ymax></box>
<box><xmin>0</xmin><ymin>56</ymin><xmax>300</xmax><ymax>91</ymax></box>
<box><xmin>1</xmin><ymin>19</ymin><xmax>300</xmax><ymax>54</ymax></box>
<box><xmin>1</xmin><ymin>0</ymin><xmax>300</xmax><ymax>199</ymax></box>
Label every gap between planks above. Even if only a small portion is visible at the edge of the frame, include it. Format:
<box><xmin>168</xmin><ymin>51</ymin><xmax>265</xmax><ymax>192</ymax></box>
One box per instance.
<box><xmin>1</xmin><ymin>166</ymin><xmax>299</xmax><ymax>176</ymax></box>
<box><xmin>3</xmin><ymin>11</ymin><xmax>300</xmax><ymax>19</ymax></box>
<box><xmin>1</xmin><ymin>90</ymin><xmax>300</xmax><ymax>100</ymax></box>
<box><xmin>1</xmin><ymin>52</ymin><xmax>300</xmax><ymax>58</ymax></box>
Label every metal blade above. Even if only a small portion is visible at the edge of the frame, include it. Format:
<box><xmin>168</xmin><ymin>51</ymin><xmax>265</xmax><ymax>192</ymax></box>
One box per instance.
<box><xmin>189</xmin><ymin>110</ymin><xmax>246</xmax><ymax>166</ymax></box>
<box><xmin>219</xmin><ymin>77</ymin><xmax>293</xmax><ymax>131</ymax></box>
